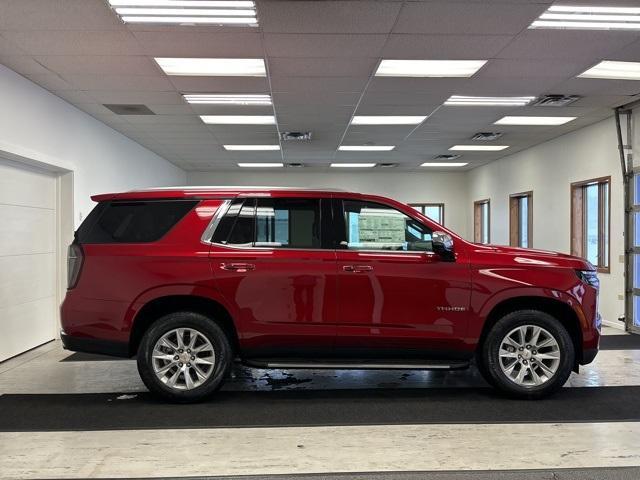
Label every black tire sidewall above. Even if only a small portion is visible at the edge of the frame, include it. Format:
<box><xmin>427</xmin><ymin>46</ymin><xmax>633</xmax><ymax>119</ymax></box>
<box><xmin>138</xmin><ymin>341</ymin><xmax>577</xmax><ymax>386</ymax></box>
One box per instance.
<box><xmin>483</xmin><ymin>310</ymin><xmax>575</xmax><ymax>399</ymax></box>
<box><xmin>137</xmin><ymin>311</ymin><xmax>232</xmax><ymax>403</ymax></box>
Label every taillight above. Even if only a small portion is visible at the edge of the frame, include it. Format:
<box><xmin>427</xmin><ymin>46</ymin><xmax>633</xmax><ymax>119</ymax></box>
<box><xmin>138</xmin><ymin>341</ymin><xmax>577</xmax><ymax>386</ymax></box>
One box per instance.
<box><xmin>67</xmin><ymin>243</ymin><xmax>84</xmax><ymax>289</ymax></box>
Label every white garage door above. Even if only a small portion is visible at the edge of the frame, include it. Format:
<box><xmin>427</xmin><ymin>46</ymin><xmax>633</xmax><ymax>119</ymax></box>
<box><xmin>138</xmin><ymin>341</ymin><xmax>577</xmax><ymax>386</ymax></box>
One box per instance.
<box><xmin>0</xmin><ymin>159</ymin><xmax>58</xmax><ymax>362</ymax></box>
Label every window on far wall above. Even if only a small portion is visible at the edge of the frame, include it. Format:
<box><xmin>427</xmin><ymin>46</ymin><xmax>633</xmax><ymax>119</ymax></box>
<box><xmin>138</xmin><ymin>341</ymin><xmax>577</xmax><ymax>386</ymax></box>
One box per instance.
<box><xmin>474</xmin><ymin>199</ymin><xmax>490</xmax><ymax>244</ymax></box>
<box><xmin>571</xmin><ymin>177</ymin><xmax>610</xmax><ymax>272</ymax></box>
<box><xmin>410</xmin><ymin>203</ymin><xmax>445</xmax><ymax>225</ymax></box>
<box><xmin>509</xmin><ymin>192</ymin><xmax>533</xmax><ymax>248</ymax></box>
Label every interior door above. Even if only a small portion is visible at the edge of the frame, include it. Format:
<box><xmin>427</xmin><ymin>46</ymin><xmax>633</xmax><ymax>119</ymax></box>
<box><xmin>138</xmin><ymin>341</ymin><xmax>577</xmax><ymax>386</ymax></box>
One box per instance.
<box><xmin>210</xmin><ymin>196</ymin><xmax>338</xmax><ymax>357</ymax></box>
<box><xmin>334</xmin><ymin>198</ymin><xmax>471</xmax><ymax>359</ymax></box>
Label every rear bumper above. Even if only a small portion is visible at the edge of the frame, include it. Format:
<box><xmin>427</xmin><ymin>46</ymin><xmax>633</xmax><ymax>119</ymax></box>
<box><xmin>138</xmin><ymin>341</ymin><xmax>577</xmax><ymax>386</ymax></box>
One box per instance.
<box><xmin>60</xmin><ymin>331</ymin><xmax>130</xmax><ymax>358</ymax></box>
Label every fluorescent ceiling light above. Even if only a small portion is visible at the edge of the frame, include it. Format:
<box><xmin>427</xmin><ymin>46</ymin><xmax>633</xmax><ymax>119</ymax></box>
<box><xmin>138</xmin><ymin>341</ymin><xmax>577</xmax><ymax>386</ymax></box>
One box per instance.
<box><xmin>494</xmin><ymin>116</ymin><xmax>576</xmax><ymax>126</ymax></box>
<box><xmin>578</xmin><ymin>60</ymin><xmax>640</xmax><ymax>80</ymax></box>
<box><xmin>155</xmin><ymin>58</ymin><xmax>265</xmax><ymax>76</ymax></box>
<box><xmin>338</xmin><ymin>145</ymin><xmax>395</xmax><ymax>151</ymax></box>
<box><xmin>224</xmin><ymin>145</ymin><xmax>280</xmax><ymax>151</ymax></box>
<box><xmin>183</xmin><ymin>94</ymin><xmax>271</xmax><ymax>105</ymax></box>
<box><xmin>330</xmin><ymin>163</ymin><xmax>376</xmax><ymax>168</ymax></box>
<box><xmin>449</xmin><ymin>145</ymin><xmax>509</xmax><ymax>151</ymax></box>
<box><xmin>420</xmin><ymin>162</ymin><xmax>468</xmax><ymax>167</ymax></box>
<box><xmin>121</xmin><ymin>16</ymin><xmax>257</xmax><ymax>24</ymax></box>
<box><xmin>238</xmin><ymin>163</ymin><xmax>283</xmax><ymax>168</ymax></box>
<box><xmin>109</xmin><ymin>1</ymin><xmax>255</xmax><ymax>6</ymax></box>
<box><xmin>116</xmin><ymin>7</ymin><xmax>255</xmax><ymax>15</ymax></box>
<box><xmin>375</xmin><ymin>60</ymin><xmax>487</xmax><ymax>77</ymax></box>
<box><xmin>201</xmin><ymin>115</ymin><xmax>276</xmax><ymax>124</ymax></box>
<box><xmin>351</xmin><ymin>116</ymin><xmax>426</xmax><ymax>125</ymax></box>
<box><xmin>530</xmin><ymin>5</ymin><xmax>640</xmax><ymax>30</ymax></box>
<box><xmin>444</xmin><ymin>95</ymin><xmax>535</xmax><ymax>106</ymax></box>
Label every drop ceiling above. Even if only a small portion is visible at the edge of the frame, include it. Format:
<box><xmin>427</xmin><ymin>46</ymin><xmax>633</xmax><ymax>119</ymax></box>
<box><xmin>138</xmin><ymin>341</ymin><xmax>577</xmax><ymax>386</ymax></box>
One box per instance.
<box><xmin>1</xmin><ymin>0</ymin><xmax>640</xmax><ymax>171</ymax></box>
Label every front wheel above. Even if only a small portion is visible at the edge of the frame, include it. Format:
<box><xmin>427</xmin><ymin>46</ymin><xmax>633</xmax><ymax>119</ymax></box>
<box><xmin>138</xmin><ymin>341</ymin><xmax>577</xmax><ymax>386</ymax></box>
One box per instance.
<box><xmin>481</xmin><ymin>310</ymin><xmax>575</xmax><ymax>399</ymax></box>
<box><xmin>137</xmin><ymin>312</ymin><xmax>232</xmax><ymax>403</ymax></box>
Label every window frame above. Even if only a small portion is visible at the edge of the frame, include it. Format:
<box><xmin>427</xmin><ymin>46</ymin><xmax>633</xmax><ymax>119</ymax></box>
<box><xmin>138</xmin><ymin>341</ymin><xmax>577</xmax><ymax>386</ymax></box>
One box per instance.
<box><xmin>509</xmin><ymin>191</ymin><xmax>533</xmax><ymax>248</ymax></box>
<box><xmin>334</xmin><ymin>198</ymin><xmax>435</xmax><ymax>254</ymax></box>
<box><xmin>570</xmin><ymin>176</ymin><xmax>611</xmax><ymax>273</ymax></box>
<box><xmin>474</xmin><ymin>199</ymin><xmax>490</xmax><ymax>244</ymax></box>
<box><xmin>409</xmin><ymin>203</ymin><xmax>445</xmax><ymax>225</ymax></box>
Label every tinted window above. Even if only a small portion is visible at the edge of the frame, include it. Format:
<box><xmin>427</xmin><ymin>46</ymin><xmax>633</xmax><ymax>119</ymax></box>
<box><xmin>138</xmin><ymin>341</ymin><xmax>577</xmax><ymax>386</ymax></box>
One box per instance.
<box><xmin>227</xmin><ymin>199</ymin><xmax>256</xmax><ymax>246</ymax></box>
<box><xmin>78</xmin><ymin>200</ymin><xmax>197</xmax><ymax>244</ymax></box>
<box><xmin>255</xmin><ymin>198</ymin><xmax>321</xmax><ymax>248</ymax></box>
<box><xmin>341</xmin><ymin>200</ymin><xmax>432</xmax><ymax>252</ymax></box>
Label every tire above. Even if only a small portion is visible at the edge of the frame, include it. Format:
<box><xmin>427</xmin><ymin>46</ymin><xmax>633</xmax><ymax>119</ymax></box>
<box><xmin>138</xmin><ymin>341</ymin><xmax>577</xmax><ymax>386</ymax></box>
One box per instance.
<box><xmin>137</xmin><ymin>311</ymin><xmax>232</xmax><ymax>403</ymax></box>
<box><xmin>481</xmin><ymin>310</ymin><xmax>574</xmax><ymax>399</ymax></box>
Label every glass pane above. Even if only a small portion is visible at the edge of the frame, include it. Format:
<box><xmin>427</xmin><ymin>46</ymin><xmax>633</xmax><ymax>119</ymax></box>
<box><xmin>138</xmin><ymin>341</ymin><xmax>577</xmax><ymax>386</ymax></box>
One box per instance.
<box><xmin>519</xmin><ymin>197</ymin><xmax>528</xmax><ymax>248</ymax></box>
<box><xmin>424</xmin><ymin>205</ymin><xmax>442</xmax><ymax>224</ymax></box>
<box><xmin>482</xmin><ymin>203</ymin><xmax>489</xmax><ymax>244</ymax></box>
<box><xmin>635</xmin><ymin>173</ymin><xmax>640</xmax><ymax>205</ymax></box>
<box><xmin>634</xmin><ymin>295</ymin><xmax>640</xmax><ymax>328</ymax></box>
<box><xmin>634</xmin><ymin>254</ymin><xmax>640</xmax><ymax>289</ymax></box>
<box><xmin>585</xmin><ymin>184</ymin><xmax>599</xmax><ymax>265</ymax></box>
<box><xmin>602</xmin><ymin>182</ymin><xmax>609</xmax><ymax>267</ymax></box>
<box><xmin>411</xmin><ymin>205</ymin><xmax>423</xmax><ymax>213</ymax></box>
<box><xmin>343</xmin><ymin>200</ymin><xmax>432</xmax><ymax>251</ymax></box>
<box><xmin>227</xmin><ymin>201</ymin><xmax>256</xmax><ymax>246</ymax></box>
<box><xmin>255</xmin><ymin>198</ymin><xmax>320</xmax><ymax>248</ymax></box>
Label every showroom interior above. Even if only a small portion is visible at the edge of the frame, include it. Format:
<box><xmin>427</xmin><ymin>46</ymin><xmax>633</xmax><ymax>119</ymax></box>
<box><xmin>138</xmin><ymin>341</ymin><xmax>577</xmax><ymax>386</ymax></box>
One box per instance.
<box><xmin>2</xmin><ymin>0</ymin><xmax>640</xmax><ymax>479</ymax></box>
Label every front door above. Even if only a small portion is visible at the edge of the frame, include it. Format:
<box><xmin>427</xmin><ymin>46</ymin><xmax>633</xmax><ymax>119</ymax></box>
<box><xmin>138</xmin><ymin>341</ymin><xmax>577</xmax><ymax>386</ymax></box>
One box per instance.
<box><xmin>334</xmin><ymin>198</ymin><xmax>471</xmax><ymax>359</ymax></box>
<box><xmin>210</xmin><ymin>195</ymin><xmax>338</xmax><ymax>358</ymax></box>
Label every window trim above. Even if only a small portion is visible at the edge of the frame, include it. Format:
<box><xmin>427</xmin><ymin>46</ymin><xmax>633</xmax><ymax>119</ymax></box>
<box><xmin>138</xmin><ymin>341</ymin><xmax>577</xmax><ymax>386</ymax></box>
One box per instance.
<box><xmin>570</xmin><ymin>176</ymin><xmax>611</xmax><ymax>273</ymax></box>
<box><xmin>474</xmin><ymin>199</ymin><xmax>490</xmax><ymax>244</ymax></box>
<box><xmin>409</xmin><ymin>203</ymin><xmax>445</xmax><ymax>225</ymax></box>
<box><xmin>509</xmin><ymin>191</ymin><xmax>533</xmax><ymax>248</ymax></box>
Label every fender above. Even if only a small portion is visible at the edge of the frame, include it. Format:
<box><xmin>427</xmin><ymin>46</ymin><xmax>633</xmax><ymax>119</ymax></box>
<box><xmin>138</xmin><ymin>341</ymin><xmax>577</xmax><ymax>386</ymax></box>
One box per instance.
<box><xmin>123</xmin><ymin>283</ymin><xmax>240</xmax><ymax>333</ymax></box>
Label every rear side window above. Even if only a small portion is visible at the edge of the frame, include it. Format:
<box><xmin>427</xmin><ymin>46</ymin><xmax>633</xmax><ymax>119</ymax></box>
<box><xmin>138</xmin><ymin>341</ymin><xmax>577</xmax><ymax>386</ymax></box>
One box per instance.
<box><xmin>77</xmin><ymin>200</ymin><xmax>197</xmax><ymax>244</ymax></box>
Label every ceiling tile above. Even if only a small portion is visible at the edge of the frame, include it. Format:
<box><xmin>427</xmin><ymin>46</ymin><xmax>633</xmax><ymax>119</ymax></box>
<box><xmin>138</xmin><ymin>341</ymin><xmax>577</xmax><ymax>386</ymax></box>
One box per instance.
<box><xmin>382</xmin><ymin>34</ymin><xmax>514</xmax><ymax>60</ymax></box>
<box><xmin>0</xmin><ymin>30</ymin><xmax>142</xmax><ymax>55</ymax></box>
<box><xmin>0</xmin><ymin>55</ymin><xmax>50</xmax><ymax>75</ymax></box>
<box><xmin>168</xmin><ymin>76</ymin><xmax>269</xmax><ymax>93</ymax></box>
<box><xmin>25</xmin><ymin>73</ymin><xmax>74</xmax><ymax>90</ymax></box>
<box><xmin>264</xmin><ymin>33</ymin><xmax>386</xmax><ymax>58</ymax></box>
<box><xmin>268</xmin><ymin>57</ymin><xmax>377</xmax><ymax>77</ymax></box>
<box><xmin>35</xmin><ymin>55</ymin><xmax>160</xmax><ymax>76</ymax></box>
<box><xmin>132</xmin><ymin>32</ymin><xmax>264</xmax><ymax>57</ymax></box>
<box><xmin>62</xmin><ymin>74</ymin><xmax>173</xmax><ymax>92</ymax></box>
<box><xmin>271</xmin><ymin>76</ymin><xmax>367</xmax><ymax>93</ymax></box>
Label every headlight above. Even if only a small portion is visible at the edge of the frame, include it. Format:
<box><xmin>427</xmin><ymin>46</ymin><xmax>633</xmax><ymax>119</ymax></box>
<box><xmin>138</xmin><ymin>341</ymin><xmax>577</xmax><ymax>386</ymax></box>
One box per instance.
<box><xmin>576</xmin><ymin>269</ymin><xmax>599</xmax><ymax>288</ymax></box>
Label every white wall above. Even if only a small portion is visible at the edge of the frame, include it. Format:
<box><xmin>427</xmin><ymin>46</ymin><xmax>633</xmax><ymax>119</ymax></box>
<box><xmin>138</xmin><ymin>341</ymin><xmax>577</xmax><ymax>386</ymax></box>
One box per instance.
<box><xmin>467</xmin><ymin>117</ymin><xmax>624</xmax><ymax>325</ymax></box>
<box><xmin>186</xmin><ymin>170</ymin><xmax>470</xmax><ymax>238</ymax></box>
<box><xmin>0</xmin><ymin>65</ymin><xmax>185</xmax><ymax>227</ymax></box>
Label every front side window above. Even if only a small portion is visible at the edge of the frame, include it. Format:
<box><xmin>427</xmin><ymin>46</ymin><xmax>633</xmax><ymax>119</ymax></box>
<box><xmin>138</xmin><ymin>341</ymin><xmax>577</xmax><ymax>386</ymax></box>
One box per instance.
<box><xmin>341</xmin><ymin>200</ymin><xmax>433</xmax><ymax>252</ymax></box>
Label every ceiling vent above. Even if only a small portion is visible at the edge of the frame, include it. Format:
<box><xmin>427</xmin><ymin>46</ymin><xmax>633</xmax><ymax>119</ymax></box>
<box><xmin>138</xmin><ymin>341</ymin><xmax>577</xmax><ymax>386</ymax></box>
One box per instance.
<box><xmin>104</xmin><ymin>104</ymin><xmax>156</xmax><ymax>115</ymax></box>
<box><xmin>471</xmin><ymin>132</ymin><xmax>503</xmax><ymax>141</ymax></box>
<box><xmin>532</xmin><ymin>95</ymin><xmax>581</xmax><ymax>107</ymax></box>
<box><xmin>286</xmin><ymin>163</ymin><xmax>305</xmax><ymax>168</ymax></box>
<box><xmin>435</xmin><ymin>154</ymin><xmax>461</xmax><ymax>160</ymax></box>
<box><xmin>281</xmin><ymin>131</ymin><xmax>312</xmax><ymax>141</ymax></box>
<box><xmin>379</xmin><ymin>163</ymin><xmax>398</xmax><ymax>168</ymax></box>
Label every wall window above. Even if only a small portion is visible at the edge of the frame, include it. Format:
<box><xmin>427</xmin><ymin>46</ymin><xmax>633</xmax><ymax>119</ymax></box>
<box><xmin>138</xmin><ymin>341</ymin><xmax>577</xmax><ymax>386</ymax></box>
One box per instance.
<box><xmin>410</xmin><ymin>203</ymin><xmax>445</xmax><ymax>225</ymax></box>
<box><xmin>509</xmin><ymin>192</ymin><xmax>533</xmax><ymax>248</ymax></box>
<box><xmin>342</xmin><ymin>200</ymin><xmax>433</xmax><ymax>252</ymax></box>
<box><xmin>571</xmin><ymin>177</ymin><xmax>610</xmax><ymax>272</ymax></box>
<box><xmin>474</xmin><ymin>199</ymin><xmax>490</xmax><ymax>244</ymax></box>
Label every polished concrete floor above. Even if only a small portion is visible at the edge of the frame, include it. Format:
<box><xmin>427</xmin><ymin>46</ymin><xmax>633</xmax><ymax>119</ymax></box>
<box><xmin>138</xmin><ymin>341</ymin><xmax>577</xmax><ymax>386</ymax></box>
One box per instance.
<box><xmin>1</xmin><ymin>325</ymin><xmax>639</xmax><ymax>480</ymax></box>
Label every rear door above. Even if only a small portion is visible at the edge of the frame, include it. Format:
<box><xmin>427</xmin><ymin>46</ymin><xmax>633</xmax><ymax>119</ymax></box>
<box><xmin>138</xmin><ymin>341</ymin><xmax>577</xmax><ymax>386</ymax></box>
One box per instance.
<box><xmin>333</xmin><ymin>197</ymin><xmax>472</xmax><ymax>359</ymax></box>
<box><xmin>209</xmin><ymin>194</ymin><xmax>338</xmax><ymax>358</ymax></box>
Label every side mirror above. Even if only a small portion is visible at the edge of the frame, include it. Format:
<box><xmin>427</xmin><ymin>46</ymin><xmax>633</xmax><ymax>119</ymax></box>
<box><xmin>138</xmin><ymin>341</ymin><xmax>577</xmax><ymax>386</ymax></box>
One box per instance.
<box><xmin>432</xmin><ymin>231</ymin><xmax>455</xmax><ymax>261</ymax></box>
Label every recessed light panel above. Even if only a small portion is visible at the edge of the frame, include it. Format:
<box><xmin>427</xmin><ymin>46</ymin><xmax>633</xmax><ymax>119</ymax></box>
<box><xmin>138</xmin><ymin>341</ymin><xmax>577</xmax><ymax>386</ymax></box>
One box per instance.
<box><xmin>579</xmin><ymin>61</ymin><xmax>640</xmax><ymax>80</ymax></box>
<box><xmin>449</xmin><ymin>145</ymin><xmax>509</xmax><ymax>151</ymax></box>
<box><xmin>238</xmin><ymin>163</ymin><xmax>283</xmax><ymax>168</ymax></box>
<box><xmin>201</xmin><ymin>115</ymin><xmax>276</xmax><ymax>124</ymax></box>
<box><xmin>421</xmin><ymin>162</ymin><xmax>468</xmax><ymax>167</ymax></box>
<box><xmin>338</xmin><ymin>146</ymin><xmax>395</xmax><ymax>151</ymax></box>
<box><xmin>375</xmin><ymin>60</ymin><xmax>487</xmax><ymax>77</ymax></box>
<box><xmin>109</xmin><ymin>0</ymin><xmax>258</xmax><ymax>25</ymax></box>
<box><xmin>184</xmin><ymin>94</ymin><xmax>271</xmax><ymax>105</ymax></box>
<box><xmin>444</xmin><ymin>95</ymin><xmax>535</xmax><ymax>106</ymax></box>
<box><xmin>351</xmin><ymin>116</ymin><xmax>426</xmax><ymax>125</ymax></box>
<box><xmin>155</xmin><ymin>58</ymin><xmax>266</xmax><ymax>76</ymax></box>
<box><xmin>494</xmin><ymin>116</ymin><xmax>576</xmax><ymax>126</ymax></box>
<box><xmin>330</xmin><ymin>163</ymin><xmax>376</xmax><ymax>168</ymax></box>
<box><xmin>530</xmin><ymin>5</ymin><xmax>640</xmax><ymax>30</ymax></box>
<box><xmin>224</xmin><ymin>145</ymin><xmax>280</xmax><ymax>151</ymax></box>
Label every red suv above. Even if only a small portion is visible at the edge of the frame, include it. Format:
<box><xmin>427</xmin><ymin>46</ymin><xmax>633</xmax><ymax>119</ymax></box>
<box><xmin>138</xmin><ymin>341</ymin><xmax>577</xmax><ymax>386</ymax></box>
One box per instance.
<box><xmin>61</xmin><ymin>187</ymin><xmax>600</xmax><ymax>402</ymax></box>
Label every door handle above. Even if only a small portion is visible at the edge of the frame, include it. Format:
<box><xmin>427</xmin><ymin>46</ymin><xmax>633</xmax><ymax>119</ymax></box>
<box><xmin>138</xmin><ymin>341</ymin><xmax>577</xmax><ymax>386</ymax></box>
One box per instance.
<box><xmin>220</xmin><ymin>262</ymin><xmax>255</xmax><ymax>272</ymax></box>
<box><xmin>343</xmin><ymin>265</ymin><xmax>373</xmax><ymax>273</ymax></box>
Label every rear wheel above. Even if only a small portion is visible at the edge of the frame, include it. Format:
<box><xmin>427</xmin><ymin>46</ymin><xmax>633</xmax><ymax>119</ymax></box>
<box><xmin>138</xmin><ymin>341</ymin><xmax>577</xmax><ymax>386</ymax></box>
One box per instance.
<box><xmin>137</xmin><ymin>311</ymin><xmax>232</xmax><ymax>403</ymax></box>
<box><xmin>481</xmin><ymin>310</ymin><xmax>574</xmax><ymax>399</ymax></box>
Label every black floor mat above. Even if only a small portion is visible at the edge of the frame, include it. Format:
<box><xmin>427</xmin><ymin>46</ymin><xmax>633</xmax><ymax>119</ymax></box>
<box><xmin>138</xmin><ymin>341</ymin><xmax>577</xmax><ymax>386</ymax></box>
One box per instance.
<box><xmin>600</xmin><ymin>334</ymin><xmax>640</xmax><ymax>350</ymax></box>
<box><xmin>2</xmin><ymin>386</ymin><xmax>640</xmax><ymax>432</ymax></box>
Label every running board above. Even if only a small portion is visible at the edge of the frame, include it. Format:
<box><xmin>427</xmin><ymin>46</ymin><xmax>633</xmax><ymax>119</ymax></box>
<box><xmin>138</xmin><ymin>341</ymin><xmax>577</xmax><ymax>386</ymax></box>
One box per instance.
<box><xmin>243</xmin><ymin>359</ymin><xmax>470</xmax><ymax>370</ymax></box>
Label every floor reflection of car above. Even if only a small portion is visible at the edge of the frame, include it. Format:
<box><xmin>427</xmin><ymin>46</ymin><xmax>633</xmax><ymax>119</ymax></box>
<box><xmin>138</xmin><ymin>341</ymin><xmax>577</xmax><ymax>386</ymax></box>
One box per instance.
<box><xmin>61</xmin><ymin>187</ymin><xmax>601</xmax><ymax>402</ymax></box>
